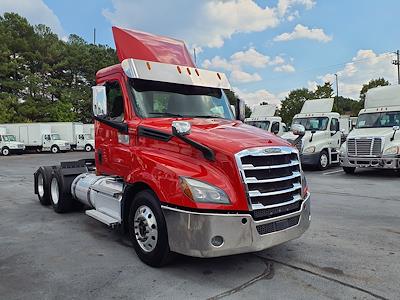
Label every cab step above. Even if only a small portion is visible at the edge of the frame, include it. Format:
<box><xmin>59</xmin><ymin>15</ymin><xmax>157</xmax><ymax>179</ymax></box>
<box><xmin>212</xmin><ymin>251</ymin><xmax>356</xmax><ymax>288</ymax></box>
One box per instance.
<box><xmin>331</xmin><ymin>150</ymin><xmax>340</xmax><ymax>163</ymax></box>
<box><xmin>85</xmin><ymin>209</ymin><xmax>120</xmax><ymax>228</ymax></box>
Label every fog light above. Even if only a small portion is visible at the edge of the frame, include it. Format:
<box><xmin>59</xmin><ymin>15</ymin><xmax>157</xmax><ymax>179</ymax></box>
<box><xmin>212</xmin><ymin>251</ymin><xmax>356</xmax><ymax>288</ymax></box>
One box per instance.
<box><xmin>211</xmin><ymin>235</ymin><xmax>224</xmax><ymax>247</ymax></box>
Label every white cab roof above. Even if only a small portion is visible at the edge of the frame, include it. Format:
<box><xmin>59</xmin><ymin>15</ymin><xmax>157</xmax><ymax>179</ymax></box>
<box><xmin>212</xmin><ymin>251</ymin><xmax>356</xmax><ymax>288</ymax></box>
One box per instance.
<box><xmin>365</xmin><ymin>85</ymin><xmax>400</xmax><ymax>109</ymax></box>
<box><xmin>301</xmin><ymin>98</ymin><xmax>334</xmax><ymax>113</ymax></box>
<box><xmin>251</xmin><ymin>105</ymin><xmax>276</xmax><ymax>117</ymax></box>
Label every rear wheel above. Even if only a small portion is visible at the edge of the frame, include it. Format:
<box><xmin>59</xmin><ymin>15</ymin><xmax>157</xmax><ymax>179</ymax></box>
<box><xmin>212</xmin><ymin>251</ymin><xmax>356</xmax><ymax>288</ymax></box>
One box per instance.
<box><xmin>343</xmin><ymin>166</ymin><xmax>356</xmax><ymax>174</ymax></box>
<box><xmin>35</xmin><ymin>166</ymin><xmax>54</xmax><ymax>206</ymax></box>
<box><xmin>49</xmin><ymin>168</ymin><xmax>74</xmax><ymax>213</ymax></box>
<box><xmin>1</xmin><ymin>147</ymin><xmax>10</xmax><ymax>156</ymax></box>
<box><xmin>85</xmin><ymin>144</ymin><xmax>93</xmax><ymax>152</ymax></box>
<box><xmin>317</xmin><ymin>150</ymin><xmax>329</xmax><ymax>171</ymax></box>
<box><xmin>51</xmin><ymin>145</ymin><xmax>59</xmax><ymax>154</ymax></box>
<box><xmin>128</xmin><ymin>190</ymin><xmax>172</xmax><ymax>267</ymax></box>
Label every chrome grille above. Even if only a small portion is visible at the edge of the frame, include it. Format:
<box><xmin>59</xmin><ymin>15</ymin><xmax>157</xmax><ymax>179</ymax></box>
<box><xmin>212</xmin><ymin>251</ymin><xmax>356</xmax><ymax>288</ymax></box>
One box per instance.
<box><xmin>235</xmin><ymin>146</ymin><xmax>302</xmax><ymax>218</ymax></box>
<box><xmin>347</xmin><ymin>138</ymin><xmax>382</xmax><ymax>157</ymax></box>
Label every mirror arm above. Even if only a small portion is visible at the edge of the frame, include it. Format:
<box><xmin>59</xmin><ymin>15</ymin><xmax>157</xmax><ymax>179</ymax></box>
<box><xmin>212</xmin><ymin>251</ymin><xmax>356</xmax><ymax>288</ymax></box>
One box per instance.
<box><xmin>94</xmin><ymin>116</ymin><xmax>128</xmax><ymax>133</ymax></box>
<box><xmin>391</xmin><ymin>129</ymin><xmax>397</xmax><ymax>141</ymax></box>
<box><xmin>173</xmin><ymin>133</ymin><xmax>215</xmax><ymax>161</ymax></box>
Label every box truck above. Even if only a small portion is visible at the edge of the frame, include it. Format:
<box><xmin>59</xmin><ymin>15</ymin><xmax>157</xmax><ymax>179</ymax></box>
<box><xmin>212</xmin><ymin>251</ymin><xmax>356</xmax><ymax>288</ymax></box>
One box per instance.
<box><xmin>245</xmin><ymin>104</ymin><xmax>287</xmax><ymax>136</ymax></box>
<box><xmin>49</xmin><ymin>122</ymin><xmax>94</xmax><ymax>152</ymax></box>
<box><xmin>340</xmin><ymin>85</ymin><xmax>400</xmax><ymax>173</ymax></box>
<box><xmin>282</xmin><ymin>98</ymin><xmax>342</xmax><ymax>170</ymax></box>
<box><xmin>83</xmin><ymin>124</ymin><xmax>95</xmax><ymax>138</ymax></box>
<box><xmin>0</xmin><ymin>127</ymin><xmax>25</xmax><ymax>156</ymax></box>
<box><xmin>1</xmin><ymin>123</ymin><xmax>70</xmax><ymax>153</ymax></box>
<box><xmin>33</xmin><ymin>26</ymin><xmax>310</xmax><ymax>267</ymax></box>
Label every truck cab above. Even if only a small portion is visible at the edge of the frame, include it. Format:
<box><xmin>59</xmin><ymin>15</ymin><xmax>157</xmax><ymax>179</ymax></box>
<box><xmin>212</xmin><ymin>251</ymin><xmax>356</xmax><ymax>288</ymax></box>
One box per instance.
<box><xmin>0</xmin><ymin>127</ymin><xmax>25</xmax><ymax>156</ymax></box>
<box><xmin>340</xmin><ymin>85</ymin><xmax>400</xmax><ymax>173</ymax></box>
<box><xmin>42</xmin><ymin>132</ymin><xmax>70</xmax><ymax>153</ymax></box>
<box><xmin>282</xmin><ymin>98</ymin><xmax>341</xmax><ymax>170</ymax></box>
<box><xmin>245</xmin><ymin>104</ymin><xmax>287</xmax><ymax>136</ymax></box>
<box><xmin>34</xmin><ymin>27</ymin><xmax>310</xmax><ymax>267</ymax></box>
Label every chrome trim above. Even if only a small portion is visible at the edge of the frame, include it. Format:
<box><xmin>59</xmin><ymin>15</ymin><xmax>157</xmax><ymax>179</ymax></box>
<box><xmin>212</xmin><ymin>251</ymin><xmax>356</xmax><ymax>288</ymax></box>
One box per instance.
<box><xmin>242</xmin><ymin>160</ymin><xmax>299</xmax><ymax>170</ymax></box>
<box><xmin>249</xmin><ymin>183</ymin><xmax>301</xmax><ymax>197</ymax></box>
<box><xmin>245</xmin><ymin>171</ymin><xmax>301</xmax><ymax>184</ymax></box>
<box><xmin>251</xmin><ymin>194</ymin><xmax>302</xmax><ymax>210</ymax></box>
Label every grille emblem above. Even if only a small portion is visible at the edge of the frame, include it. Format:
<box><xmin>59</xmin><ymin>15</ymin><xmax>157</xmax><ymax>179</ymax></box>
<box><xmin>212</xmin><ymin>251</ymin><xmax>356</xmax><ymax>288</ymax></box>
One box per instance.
<box><xmin>263</xmin><ymin>148</ymin><xmax>281</xmax><ymax>154</ymax></box>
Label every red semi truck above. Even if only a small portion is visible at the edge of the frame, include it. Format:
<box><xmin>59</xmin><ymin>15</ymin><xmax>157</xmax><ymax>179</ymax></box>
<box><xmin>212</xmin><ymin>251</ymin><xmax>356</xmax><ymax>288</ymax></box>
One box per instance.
<box><xmin>34</xmin><ymin>27</ymin><xmax>310</xmax><ymax>267</ymax></box>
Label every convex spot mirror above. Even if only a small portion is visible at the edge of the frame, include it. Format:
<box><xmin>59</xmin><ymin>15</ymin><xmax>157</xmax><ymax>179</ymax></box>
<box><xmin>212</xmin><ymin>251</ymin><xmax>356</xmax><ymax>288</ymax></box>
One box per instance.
<box><xmin>393</xmin><ymin>125</ymin><xmax>400</xmax><ymax>131</ymax></box>
<box><xmin>291</xmin><ymin>124</ymin><xmax>305</xmax><ymax>136</ymax></box>
<box><xmin>172</xmin><ymin>121</ymin><xmax>191</xmax><ymax>136</ymax></box>
<box><xmin>92</xmin><ymin>86</ymin><xmax>107</xmax><ymax>117</ymax></box>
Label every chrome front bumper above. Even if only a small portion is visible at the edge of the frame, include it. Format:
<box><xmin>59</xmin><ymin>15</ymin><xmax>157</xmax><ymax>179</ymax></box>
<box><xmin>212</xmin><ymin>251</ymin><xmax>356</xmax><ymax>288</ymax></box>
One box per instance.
<box><xmin>162</xmin><ymin>194</ymin><xmax>310</xmax><ymax>258</ymax></box>
<box><xmin>341</xmin><ymin>155</ymin><xmax>400</xmax><ymax>169</ymax></box>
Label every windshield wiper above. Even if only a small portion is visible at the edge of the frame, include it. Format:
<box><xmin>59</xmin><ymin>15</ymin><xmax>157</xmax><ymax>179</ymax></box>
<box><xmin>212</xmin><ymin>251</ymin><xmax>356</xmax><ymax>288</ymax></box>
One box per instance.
<box><xmin>189</xmin><ymin>115</ymin><xmax>223</xmax><ymax>119</ymax></box>
<box><xmin>149</xmin><ymin>112</ymin><xmax>185</xmax><ymax>117</ymax></box>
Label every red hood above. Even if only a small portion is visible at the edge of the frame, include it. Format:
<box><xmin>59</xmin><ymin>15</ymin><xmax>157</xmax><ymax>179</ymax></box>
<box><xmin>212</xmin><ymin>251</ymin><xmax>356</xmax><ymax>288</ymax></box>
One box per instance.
<box><xmin>138</xmin><ymin>118</ymin><xmax>292</xmax><ymax>154</ymax></box>
<box><xmin>112</xmin><ymin>26</ymin><xmax>195</xmax><ymax>67</ymax></box>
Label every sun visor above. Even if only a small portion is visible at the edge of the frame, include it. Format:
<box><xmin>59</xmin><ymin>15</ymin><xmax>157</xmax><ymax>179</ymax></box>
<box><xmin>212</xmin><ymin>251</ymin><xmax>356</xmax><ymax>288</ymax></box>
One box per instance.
<box><xmin>112</xmin><ymin>26</ymin><xmax>195</xmax><ymax>67</ymax></box>
<box><xmin>365</xmin><ymin>85</ymin><xmax>400</xmax><ymax>108</ymax></box>
<box><xmin>251</xmin><ymin>105</ymin><xmax>276</xmax><ymax>117</ymax></box>
<box><xmin>301</xmin><ymin>98</ymin><xmax>334</xmax><ymax>113</ymax></box>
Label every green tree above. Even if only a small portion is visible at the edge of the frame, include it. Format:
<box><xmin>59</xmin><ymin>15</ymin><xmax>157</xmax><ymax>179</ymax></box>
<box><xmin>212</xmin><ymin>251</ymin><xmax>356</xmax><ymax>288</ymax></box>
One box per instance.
<box><xmin>279</xmin><ymin>88</ymin><xmax>314</xmax><ymax>125</ymax></box>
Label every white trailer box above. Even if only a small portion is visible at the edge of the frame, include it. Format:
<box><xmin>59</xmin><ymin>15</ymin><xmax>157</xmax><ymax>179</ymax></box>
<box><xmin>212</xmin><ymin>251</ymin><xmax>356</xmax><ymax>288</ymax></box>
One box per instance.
<box><xmin>50</xmin><ymin>122</ymin><xmax>94</xmax><ymax>151</ymax></box>
<box><xmin>0</xmin><ymin>126</ymin><xmax>25</xmax><ymax>156</ymax></box>
<box><xmin>83</xmin><ymin>124</ymin><xmax>95</xmax><ymax>138</ymax></box>
<box><xmin>0</xmin><ymin>123</ymin><xmax>70</xmax><ymax>153</ymax></box>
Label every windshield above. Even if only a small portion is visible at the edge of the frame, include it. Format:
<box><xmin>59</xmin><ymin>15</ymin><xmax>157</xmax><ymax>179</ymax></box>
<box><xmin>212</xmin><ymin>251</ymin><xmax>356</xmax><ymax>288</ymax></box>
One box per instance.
<box><xmin>51</xmin><ymin>134</ymin><xmax>61</xmax><ymax>140</ymax></box>
<box><xmin>246</xmin><ymin>120</ymin><xmax>270</xmax><ymax>130</ymax></box>
<box><xmin>129</xmin><ymin>79</ymin><xmax>234</xmax><ymax>119</ymax></box>
<box><xmin>292</xmin><ymin>117</ymin><xmax>329</xmax><ymax>131</ymax></box>
<box><xmin>84</xmin><ymin>134</ymin><xmax>93</xmax><ymax>140</ymax></box>
<box><xmin>356</xmin><ymin>111</ymin><xmax>400</xmax><ymax>128</ymax></box>
<box><xmin>2</xmin><ymin>135</ymin><xmax>16</xmax><ymax>142</ymax></box>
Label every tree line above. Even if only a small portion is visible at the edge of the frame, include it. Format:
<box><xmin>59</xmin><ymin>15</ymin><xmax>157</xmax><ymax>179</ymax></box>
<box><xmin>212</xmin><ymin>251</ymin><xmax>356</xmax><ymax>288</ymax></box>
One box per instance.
<box><xmin>0</xmin><ymin>13</ymin><xmax>390</xmax><ymax>125</ymax></box>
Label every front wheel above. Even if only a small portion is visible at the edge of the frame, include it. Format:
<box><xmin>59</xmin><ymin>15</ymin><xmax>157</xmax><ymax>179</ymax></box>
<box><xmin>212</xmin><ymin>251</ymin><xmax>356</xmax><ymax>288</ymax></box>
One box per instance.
<box><xmin>1</xmin><ymin>147</ymin><xmax>10</xmax><ymax>156</ymax></box>
<box><xmin>51</xmin><ymin>145</ymin><xmax>59</xmax><ymax>154</ymax></box>
<box><xmin>85</xmin><ymin>144</ymin><xmax>93</xmax><ymax>152</ymax></box>
<box><xmin>317</xmin><ymin>150</ymin><xmax>329</xmax><ymax>171</ymax></box>
<box><xmin>343</xmin><ymin>166</ymin><xmax>356</xmax><ymax>174</ymax></box>
<box><xmin>128</xmin><ymin>190</ymin><xmax>172</xmax><ymax>267</ymax></box>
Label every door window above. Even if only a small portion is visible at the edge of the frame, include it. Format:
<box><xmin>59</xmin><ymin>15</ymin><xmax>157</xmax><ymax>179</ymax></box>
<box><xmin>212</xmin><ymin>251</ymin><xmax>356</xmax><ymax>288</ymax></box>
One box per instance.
<box><xmin>330</xmin><ymin>118</ymin><xmax>339</xmax><ymax>131</ymax></box>
<box><xmin>271</xmin><ymin>122</ymin><xmax>280</xmax><ymax>134</ymax></box>
<box><xmin>105</xmin><ymin>81</ymin><xmax>124</xmax><ymax>122</ymax></box>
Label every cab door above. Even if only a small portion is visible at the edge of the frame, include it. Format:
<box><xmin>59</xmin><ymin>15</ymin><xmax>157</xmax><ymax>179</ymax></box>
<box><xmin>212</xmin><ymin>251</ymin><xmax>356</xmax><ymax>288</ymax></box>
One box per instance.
<box><xmin>329</xmin><ymin>118</ymin><xmax>341</xmax><ymax>149</ymax></box>
<box><xmin>95</xmin><ymin>74</ymin><xmax>133</xmax><ymax>177</ymax></box>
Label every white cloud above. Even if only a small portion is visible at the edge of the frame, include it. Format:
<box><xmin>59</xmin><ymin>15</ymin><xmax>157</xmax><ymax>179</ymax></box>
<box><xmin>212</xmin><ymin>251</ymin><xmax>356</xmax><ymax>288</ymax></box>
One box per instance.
<box><xmin>0</xmin><ymin>0</ymin><xmax>64</xmax><ymax>36</ymax></box>
<box><xmin>202</xmin><ymin>56</ymin><xmax>236</xmax><ymax>71</ymax></box>
<box><xmin>274</xmin><ymin>24</ymin><xmax>332</xmax><ymax>42</ymax></box>
<box><xmin>277</xmin><ymin>0</ymin><xmax>316</xmax><ymax>16</ymax></box>
<box><xmin>274</xmin><ymin>64</ymin><xmax>296</xmax><ymax>73</ymax></box>
<box><xmin>230</xmin><ymin>47</ymin><xmax>270</xmax><ymax>68</ymax></box>
<box><xmin>314</xmin><ymin>50</ymin><xmax>396</xmax><ymax>99</ymax></box>
<box><xmin>234</xmin><ymin>87</ymin><xmax>288</xmax><ymax>107</ymax></box>
<box><xmin>270</xmin><ymin>55</ymin><xmax>286</xmax><ymax>65</ymax></box>
<box><xmin>104</xmin><ymin>0</ymin><xmax>280</xmax><ymax>49</ymax></box>
<box><xmin>231</xmin><ymin>70</ymin><xmax>262</xmax><ymax>83</ymax></box>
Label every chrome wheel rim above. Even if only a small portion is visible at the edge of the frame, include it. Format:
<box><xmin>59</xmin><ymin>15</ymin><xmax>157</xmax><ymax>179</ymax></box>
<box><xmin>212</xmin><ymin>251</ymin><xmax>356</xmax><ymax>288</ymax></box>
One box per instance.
<box><xmin>52</xmin><ymin>147</ymin><xmax>58</xmax><ymax>153</ymax></box>
<box><xmin>85</xmin><ymin>145</ymin><xmax>91</xmax><ymax>152</ymax></box>
<box><xmin>320</xmin><ymin>154</ymin><xmax>328</xmax><ymax>168</ymax></box>
<box><xmin>38</xmin><ymin>173</ymin><xmax>44</xmax><ymax>198</ymax></box>
<box><xmin>134</xmin><ymin>205</ymin><xmax>158</xmax><ymax>253</ymax></box>
<box><xmin>3</xmin><ymin>148</ymin><xmax>9</xmax><ymax>156</ymax></box>
<box><xmin>51</xmin><ymin>178</ymin><xmax>59</xmax><ymax>205</ymax></box>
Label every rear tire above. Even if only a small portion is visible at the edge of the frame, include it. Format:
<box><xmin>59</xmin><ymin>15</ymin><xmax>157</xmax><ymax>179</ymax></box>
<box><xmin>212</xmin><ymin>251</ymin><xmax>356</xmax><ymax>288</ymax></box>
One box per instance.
<box><xmin>317</xmin><ymin>150</ymin><xmax>329</xmax><ymax>171</ymax></box>
<box><xmin>343</xmin><ymin>166</ymin><xmax>356</xmax><ymax>174</ymax></box>
<box><xmin>1</xmin><ymin>147</ymin><xmax>10</xmax><ymax>156</ymax></box>
<box><xmin>49</xmin><ymin>168</ymin><xmax>74</xmax><ymax>213</ymax></box>
<box><xmin>128</xmin><ymin>190</ymin><xmax>172</xmax><ymax>267</ymax></box>
<box><xmin>51</xmin><ymin>145</ymin><xmax>59</xmax><ymax>154</ymax></box>
<box><xmin>34</xmin><ymin>166</ymin><xmax>54</xmax><ymax>206</ymax></box>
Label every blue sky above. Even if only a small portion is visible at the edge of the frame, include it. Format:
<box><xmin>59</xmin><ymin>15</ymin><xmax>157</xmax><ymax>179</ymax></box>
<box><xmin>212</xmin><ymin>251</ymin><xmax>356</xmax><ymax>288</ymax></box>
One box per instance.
<box><xmin>1</xmin><ymin>0</ymin><xmax>399</xmax><ymax>106</ymax></box>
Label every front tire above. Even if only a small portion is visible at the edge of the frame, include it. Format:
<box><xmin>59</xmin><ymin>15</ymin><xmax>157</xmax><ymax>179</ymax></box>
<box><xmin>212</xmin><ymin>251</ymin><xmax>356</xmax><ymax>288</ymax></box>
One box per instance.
<box><xmin>85</xmin><ymin>144</ymin><xmax>93</xmax><ymax>152</ymax></box>
<box><xmin>51</xmin><ymin>145</ymin><xmax>59</xmax><ymax>154</ymax></box>
<box><xmin>343</xmin><ymin>166</ymin><xmax>356</xmax><ymax>174</ymax></box>
<box><xmin>317</xmin><ymin>150</ymin><xmax>329</xmax><ymax>171</ymax></box>
<box><xmin>1</xmin><ymin>147</ymin><xmax>10</xmax><ymax>156</ymax></box>
<box><xmin>128</xmin><ymin>190</ymin><xmax>172</xmax><ymax>267</ymax></box>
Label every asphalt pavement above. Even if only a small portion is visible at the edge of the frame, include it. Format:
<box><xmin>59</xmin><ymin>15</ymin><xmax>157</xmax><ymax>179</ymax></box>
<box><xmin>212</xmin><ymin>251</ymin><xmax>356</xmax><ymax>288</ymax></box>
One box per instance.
<box><xmin>0</xmin><ymin>152</ymin><xmax>399</xmax><ymax>299</ymax></box>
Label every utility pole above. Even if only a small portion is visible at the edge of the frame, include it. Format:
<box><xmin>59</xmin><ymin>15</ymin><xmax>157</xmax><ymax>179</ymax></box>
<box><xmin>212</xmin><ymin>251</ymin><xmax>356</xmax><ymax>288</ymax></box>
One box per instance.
<box><xmin>334</xmin><ymin>73</ymin><xmax>339</xmax><ymax>98</ymax></box>
<box><xmin>93</xmin><ymin>28</ymin><xmax>96</xmax><ymax>45</ymax></box>
<box><xmin>393</xmin><ymin>50</ymin><xmax>400</xmax><ymax>84</ymax></box>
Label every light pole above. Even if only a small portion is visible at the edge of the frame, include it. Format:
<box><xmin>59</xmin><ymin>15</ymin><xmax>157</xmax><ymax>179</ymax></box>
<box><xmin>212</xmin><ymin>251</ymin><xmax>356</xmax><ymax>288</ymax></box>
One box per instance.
<box><xmin>334</xmin><ymin>73</ymin><xmax>339</xmax><ymax>98</ymax></box>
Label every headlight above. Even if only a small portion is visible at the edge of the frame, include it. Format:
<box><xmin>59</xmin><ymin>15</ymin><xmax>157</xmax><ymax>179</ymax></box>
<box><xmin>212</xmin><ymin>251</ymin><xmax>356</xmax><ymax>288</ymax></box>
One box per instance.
<box><xmin>384</xmin><ymin>146</ymin><xmax>400</xmax><ymax>155</ymax></box>
<box><xmin>303</xmin><ymin>146</ymin><xmax>316</xmax><ymax>154</ymax></box>
<box><xmin>180</xmin><ymin>177</ymin><xmax>230</xmax><ymax>204</ymax></box>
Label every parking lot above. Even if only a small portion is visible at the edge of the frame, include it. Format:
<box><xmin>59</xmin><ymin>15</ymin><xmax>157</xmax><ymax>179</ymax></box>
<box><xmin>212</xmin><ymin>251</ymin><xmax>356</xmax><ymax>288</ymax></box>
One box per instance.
<box><xmin>0</xmin><ymin>152</ymin><xmax>399</xmax><ymax>300</ymax></box>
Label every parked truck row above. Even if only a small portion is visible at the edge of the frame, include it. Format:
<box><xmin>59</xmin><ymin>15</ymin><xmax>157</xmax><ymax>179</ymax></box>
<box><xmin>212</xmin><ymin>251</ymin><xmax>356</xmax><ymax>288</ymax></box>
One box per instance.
<box><xmin>0</xmin><ymin>122</ymin><xmax>94</xmax><ymax>155</ymax></box>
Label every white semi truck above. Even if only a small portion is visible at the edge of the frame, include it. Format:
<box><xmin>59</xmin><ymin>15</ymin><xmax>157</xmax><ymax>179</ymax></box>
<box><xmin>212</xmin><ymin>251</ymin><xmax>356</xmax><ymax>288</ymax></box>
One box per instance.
<box><xmin>282</xmin><ymin>98</ymin><xmax>342</xmax><ymax>170</ymax></box>
<box><xmin>340</xmin><ymin>85</ymin><xmax>400</xmax><ymax>173</ymax></box>
<box><xmin>245</xmin><ymin>104</ymin><xmax>287</xmax><ymax>136</ymax></box>
<box><xmin>1</xmin><ymin>123</ymin><xmax>70</xmax><ymax>153</ymax></box>
<box><xmin>50</xmin><ymin>122</ymin><xmax>94</xmax><ymax>152</ymax></box>
<box><xmin>0</xmin><ymin>127</ymin><xmax>25</xmax><ymax>156</ymax></box>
